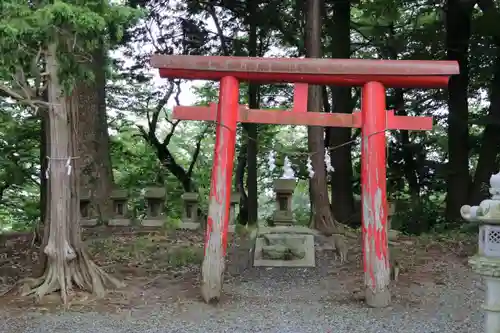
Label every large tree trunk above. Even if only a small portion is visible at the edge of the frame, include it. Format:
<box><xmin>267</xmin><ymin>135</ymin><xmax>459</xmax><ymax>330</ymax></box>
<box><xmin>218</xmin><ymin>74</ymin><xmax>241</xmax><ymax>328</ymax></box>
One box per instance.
<box><xmin>445</xmin><ymin>0</ymin><xmax>474</xmax><ymax>222</ymax></box>
<box><xmin>76</xmin><ymin>46</ymin><xmax>114</xmax><ymax>223</ymax></box>
<box><xmin>306</xmin><ymin>0</ymin><xmax>339</xmax><ymax>234</ymax></box>
<box><xmin>470</xmin><ymin>0</ymin><xmax>500</xmax><ymax>204</ymax></box>
<box><xmin>469</xmin><ymin>49</ymin><xmax>500</xmax><ymax>204</ymax></box>
<box><xmin>25</xmin><ymin>42</ymin><xmax>122</xmax><ymax>304</ymax></box>
<box><xmin>245</xmin><ymin>0</ymin><xmax>259</xmax><ymax>226</ymax></box>
<box><xmin>327</xmin><ymin>0</ymin><xmax>355</xmax><ymax>226</ymax></box>
<box><xmin>35</xmin><ymin>107</ymin><xmax>51</xmax><ymax>277</ymax></box>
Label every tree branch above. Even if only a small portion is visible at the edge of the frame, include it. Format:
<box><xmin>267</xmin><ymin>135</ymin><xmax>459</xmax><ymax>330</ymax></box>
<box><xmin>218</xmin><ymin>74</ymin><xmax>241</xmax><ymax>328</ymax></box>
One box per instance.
<box><xmin>206</xmin><ymin>4</ymin><xmax>230</xmax><ymax>55</ymax></box>
<box><xmin>187</xmin><ymin>124</ymin><xmax>210</xmax><ymax>178</ymax></box>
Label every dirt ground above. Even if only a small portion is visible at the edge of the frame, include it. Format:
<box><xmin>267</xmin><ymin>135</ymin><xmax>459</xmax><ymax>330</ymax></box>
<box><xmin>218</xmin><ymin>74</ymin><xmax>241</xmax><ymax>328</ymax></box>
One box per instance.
<box><xmin>0</xmin><ymin>227</ymin><xmax>479</xmax><ymax>314</ymax></box>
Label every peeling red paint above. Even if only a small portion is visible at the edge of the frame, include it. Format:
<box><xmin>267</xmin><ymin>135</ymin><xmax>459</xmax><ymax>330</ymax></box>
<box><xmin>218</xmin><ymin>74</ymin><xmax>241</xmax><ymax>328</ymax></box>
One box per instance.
<box><xmin>361</xmin><ymin>82</ymin><xmax>390</xmax><ymax>298</ymax></box>
<box><xmin>158</xmin><ymin>68</ymin><xmax>452</xmax><ymax>88</ymax></box>
<box><xmin>151</xmin><ymin>55</ymin><xmax>459</xmax><ymax>78</ymax></box>
<box><xmin>172</xmin><ymin>103</ymin><xmax>432</xmax><ymax>131</ymax></box>
<box><xmin>201</xmin><ymin>76</ymin><xmax>238</xmax><ymax>302</ymax></box>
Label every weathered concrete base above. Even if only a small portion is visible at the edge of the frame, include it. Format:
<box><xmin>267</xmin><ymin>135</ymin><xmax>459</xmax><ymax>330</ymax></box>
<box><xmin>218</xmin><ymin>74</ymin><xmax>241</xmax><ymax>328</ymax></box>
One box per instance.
<box><xmin>141</xmin><ymin>219</ymin><xmax>164</xmax><ymax>227</ymax></box>
<box><xmin>483</xmin><ymin>276</ymin><xmax>500</xmax><ymax>333</ymax></box>
<box><xmin>108</xmin><ymin>219</ymin><xmax>131</xmax><ymax>226</ymax></box>
<box><xmin>256</xmin><ymin>225</ymin><xmax>317</xmax><ymax>236</ymax></box>
<box><xmin>80</xmin><ymin>219</ymin><xmax>97</xmax><ymax>227</ymax></box>
<box><xmin>253</xmin><ymin>234</ymin><xmax>315</xmax><ymax>267</ymax></box>
<box><xmin>388</xmin><ymin>229</ymin><xmax>400</xmax><ymax>241</ymax></box>
<box><xmin>178</xmin><ymin>222</ymin><xmax>200</xmax><ymax>230</ymax></box>
<box><xmin>365</xmin><ymin>288</ymin><xmax>391</xmax><ymax>308</ymax></box>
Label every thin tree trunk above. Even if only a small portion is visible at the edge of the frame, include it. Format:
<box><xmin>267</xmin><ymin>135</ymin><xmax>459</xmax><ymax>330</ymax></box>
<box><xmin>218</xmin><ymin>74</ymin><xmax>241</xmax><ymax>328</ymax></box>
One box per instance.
<box><xmin>243</xmin><ymin>0</ymin><xmax>259</xmax><ymax>226</ymax></box>
<box><xmin>392</xmin><ymin>89</ymin><xmax>424</xmax><ymax>233</ymax></box>
<box><xmin>235</xmin><ymin>142</ymin><xmax>249</xmax><ymax>224</ymax></box>
<box><xmin>306</xmin><ymin>0</ymin><xmax>339</xmax><ymax>234</ymax></box>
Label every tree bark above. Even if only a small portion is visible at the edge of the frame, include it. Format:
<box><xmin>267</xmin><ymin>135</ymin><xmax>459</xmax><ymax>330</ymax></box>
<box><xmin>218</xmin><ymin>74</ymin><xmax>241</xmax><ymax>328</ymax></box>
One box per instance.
<box><xmin>235</xmin><ymin>142</ymin><xmax>249</xmax><ymax>224</ymax></box>
<box><xmin>445</xmin><ymin>0</ymin><xmax>474</xmax><ymax>222</ymax></box>
<box><xmin>327</xmin><ymin>0</ymin><xmax>355</xmax><ymax>226</ymax></box>
<box><xmin>470</xmin><ymin>0</ymin><xmax>500</xmax><ymax>204</ymax></box>
<box><xmin>76</xmin><ymin>46</ymin><xmax>114</xmax><ymax>223</ymax></box>
<box><xmin>245</xmin><ymin>0</ymin><xmax>259</xmax><ymax>226</ymax></box>
<box><xmin>306</xmin><ymin>0</ymin><xmax>339</xmax><ymax>234</ymax></box>
<box><xmin>25</xmin><ymin>42</ymin><xmax>122</xmax><ymax>304</ymax></box>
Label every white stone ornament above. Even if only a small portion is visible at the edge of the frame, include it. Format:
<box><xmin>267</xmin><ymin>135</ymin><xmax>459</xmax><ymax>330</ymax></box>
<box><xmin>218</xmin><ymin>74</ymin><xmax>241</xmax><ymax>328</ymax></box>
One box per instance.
<box><xmin>462</xmin><ymin>171</ymin><xmax>500</xmax><ymax>333</ymax></box>
<box><xmin>324</xmin><ymin>148</ymin><xmax>334</xmax><ymax>173</ymax></box>
<box><xmin>306</xmin><ymin>156</ymin><xmax>314</xmax><ymax>178</ymax></box>
<box><xmin>461</xmin><ymin>172</ymin><xmax>500</xmax><ymax>222</ymax></box>
<box><xmin>267</xmin><ymin>151</ymin><xmax>276</xmax><ymax>173</ymax></box>
<box><xmin>490</xmin><ymin>172</ymin><xmax>500</xmax><ymax>199</ymax></box>
<box><xmin>282</xmin><ymin>156</ymin><xmax>296</xmax><ymax>179</ymax></box>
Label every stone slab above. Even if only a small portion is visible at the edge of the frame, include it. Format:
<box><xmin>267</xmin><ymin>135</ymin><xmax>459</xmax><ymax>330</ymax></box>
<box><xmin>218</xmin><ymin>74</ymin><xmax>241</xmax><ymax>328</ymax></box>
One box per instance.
<box><xmin>273</xmin><ymin>210</ymin><xmax>294</xmax><ymax>222</ymax></box>
<box><xmin>80</xmin><ymin>219</ymin><xmax>98</xmax><ymax>227</ymax></box>
<box><xmin>178</xmin><ymin>222</ymin><xmax>201</xmax><ymax>230</ymax></box>
<box><xmin>388</xmin><ymin>229</ymin><xmax>400</xmax><ymax>241</ymax></box>
<box><xmin>108</xmin><ymin>218</ymin><xmax>131</xmax><ymax>226</ymax></box>
<box><xmin>257</xmin><ymin>225</ymin><xmax>317</xmax><ymax>236</ymax></box>
<box><xmin>141</xmin><ymin>219</ymin><xmax>164</xmax><ymax>227</ymax></box>
<box><xmin>253</xmin><ymin>234</ymin><xmax>315</xmax><ymax>267</ymax></box>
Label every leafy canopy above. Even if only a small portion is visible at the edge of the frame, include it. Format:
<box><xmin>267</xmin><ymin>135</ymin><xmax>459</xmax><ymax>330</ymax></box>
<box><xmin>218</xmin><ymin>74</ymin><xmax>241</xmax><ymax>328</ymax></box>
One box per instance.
<box><xmin>0</xmin><ymin>0</ymin><xmax>143</xmax><ymax>93</ymax></box>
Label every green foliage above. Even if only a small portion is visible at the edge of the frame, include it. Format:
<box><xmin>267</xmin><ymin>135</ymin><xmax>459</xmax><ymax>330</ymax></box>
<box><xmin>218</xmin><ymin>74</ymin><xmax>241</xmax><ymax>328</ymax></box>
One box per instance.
<box><xmin>0</xmin><ymin>0</ymin><xmax>497</xmax><ymax>236</ymax></box>
<box><xmin>0</xmin><ymin>0</ymin><xmax>142</xmax><ymax>94</ymax></box>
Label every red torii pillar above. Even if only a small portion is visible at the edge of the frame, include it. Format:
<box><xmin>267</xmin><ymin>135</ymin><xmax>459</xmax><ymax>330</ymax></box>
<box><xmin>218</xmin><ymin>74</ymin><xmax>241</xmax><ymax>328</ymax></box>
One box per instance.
<box><xmin>150</xmin><ymin>55</ymin><xmax>459</xmax><ymax>307</ymax></box>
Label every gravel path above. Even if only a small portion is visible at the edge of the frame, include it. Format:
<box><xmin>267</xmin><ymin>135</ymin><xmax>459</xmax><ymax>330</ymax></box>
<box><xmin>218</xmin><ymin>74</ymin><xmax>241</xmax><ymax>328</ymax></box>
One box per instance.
<box><xmin>0</xmin><ymin>249</ymin><xmax>484</xmax><ymax>333</ymax></box>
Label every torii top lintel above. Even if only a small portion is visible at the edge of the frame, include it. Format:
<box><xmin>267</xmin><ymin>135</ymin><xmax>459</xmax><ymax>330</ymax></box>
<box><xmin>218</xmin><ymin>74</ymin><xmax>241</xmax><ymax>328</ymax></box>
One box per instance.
<box><xmin>151</xmin><ymin>55</ymin><xmax>459</xmax><ymax>88</ymax></box>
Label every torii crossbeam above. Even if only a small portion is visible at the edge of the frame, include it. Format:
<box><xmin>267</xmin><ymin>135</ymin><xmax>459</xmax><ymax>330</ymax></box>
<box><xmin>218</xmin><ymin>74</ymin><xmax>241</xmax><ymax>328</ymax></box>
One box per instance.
<box><xmin>150</xmin><ymin>55</ymin><xmax>459</xmax><ymax>307</ymax></box>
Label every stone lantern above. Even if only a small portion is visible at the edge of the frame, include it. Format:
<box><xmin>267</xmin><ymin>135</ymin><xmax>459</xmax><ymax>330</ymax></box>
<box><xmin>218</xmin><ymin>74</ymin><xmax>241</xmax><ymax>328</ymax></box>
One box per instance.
<box><xmin>253</xmin><ymin>155</ymin><xmax>315</xmax><ymax>268</ymax></box>
<box><xmin>272</xmin><ymin>157</ymin><xmax>297</xmax><ymax>226</ymax></box>
<box><xmin>461</xmin><ymin>171</ymin><xmax>500</xmax><ymax>333</ymax></box>
<box><xmin>142</xmin><ymin>187</ymin><xmax>166</xmax><ymax>227</ymax></box>
<box><xmin>180</xmin><ymin>192</ymin><xmax>200</xmax><ymax>230</ymax></box>
<box><xmin>109</xmin><ymin>188</ymin><xmax>130</xmax><ymax>226</ymax></box>
<box><xmin>79</xmin><ymin>187</ymin><xmax>97</xmax><ymax>226</ymax></box>
<box><xmin>228</xmin><ymin>192</ymin><xmax>241</xmax><ymax>232</ymax></box>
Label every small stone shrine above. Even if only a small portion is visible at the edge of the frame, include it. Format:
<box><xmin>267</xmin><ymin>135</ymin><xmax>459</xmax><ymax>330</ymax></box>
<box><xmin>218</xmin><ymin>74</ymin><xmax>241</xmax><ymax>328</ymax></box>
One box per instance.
<box><xmin>228</xmin><ymin>192</ymin><xmax>240</xmax><ymax>232</ymax></box>
<box><xmin>253</xmin><ymin>157</ymin><xmax>315</xmax><ymax>267</ymax></box>
<box><xmin>79</xmin><ymin>187</ymin><xmax>97</xmax><ymax>226</ymax></box>
<box><xmin>461</xmin><ymin>172</ymin><xmax>500</xmax><ymax>333</ymax></box>
<box><xmin>180</xmin><ymin>192</ymin><xmax>200</xmax><ymax>230</ymax></box>
<box><xmin>108</xmin><ymin>188</ymin><xmax>131</xmax><ymax>226</ymax></box>
<box><xmin>142</xmin><ymin>186</ymin><xmax>166</xmax><ymax>227</ymax></box>
<box><xmin>272</xmin><ymin>177</ymin><xmax>295</xmax><ymax>226</ymax></box>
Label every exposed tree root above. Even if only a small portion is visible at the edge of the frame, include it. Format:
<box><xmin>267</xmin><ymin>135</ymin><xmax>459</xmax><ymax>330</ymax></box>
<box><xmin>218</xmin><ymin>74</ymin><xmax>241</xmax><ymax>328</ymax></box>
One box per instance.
<box><xmin>22</xmin><ymin>249</ymin><xmax>124</xmax><ymax>304</ymax></box>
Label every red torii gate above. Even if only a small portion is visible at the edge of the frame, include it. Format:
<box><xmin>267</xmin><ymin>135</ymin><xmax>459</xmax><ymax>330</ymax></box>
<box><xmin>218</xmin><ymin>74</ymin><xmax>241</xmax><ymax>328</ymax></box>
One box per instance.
<box><xmin>150</xmin><ymin>55</ymin><xmax>459</xmax><ymax>307</ymax></box>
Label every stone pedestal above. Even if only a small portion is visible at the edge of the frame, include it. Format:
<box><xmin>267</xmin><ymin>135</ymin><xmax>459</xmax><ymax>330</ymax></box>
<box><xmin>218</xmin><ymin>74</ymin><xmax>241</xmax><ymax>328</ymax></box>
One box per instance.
<box><xmin>180</xmin><ymin>192</ymin><xmax>200</xmax><ymax>230</ymax></box>
<box><xmin>461</xmin><ymin>172</ymin><xmax>500</xmax><ymax>333</ymax></box>
<box><xmin>253</xmin><ymin>226</ymin><xmax>316</xmax><ymax>267</ymax></box>
<box><xmin>272</xmin><ymin>178</ymin><xmax>296</xmax><ymax>226</ymax></box>
<box><xmin>469</xmin><ymin>256</ymin><xmax>500</xmax><ymax>332</ymax></box>
<box><xmin>108</xmin><ymin>188</ymin><xmax>131</xmax><ymax>226</ymax></box>
<box><xmin>142</xmin><ymin>187</ymin><xmax>166</xmax><ymax>227</ymax></box>
<box><xmin>79</xmin><ymin>188</ymin><xmax>97</xmax><ymax>227</ymax></box>
<box><xmin>228</xmin><ymin>192</ymin><xmax>240</xmax><ymax>233</ymax></box>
